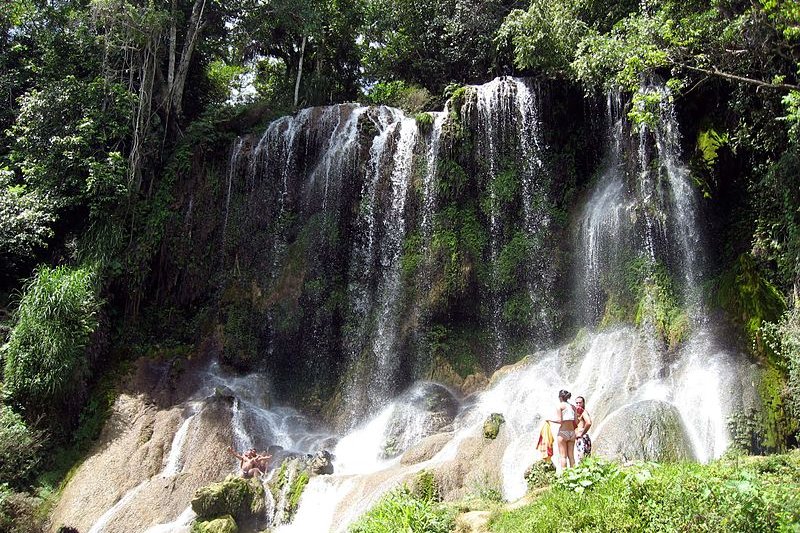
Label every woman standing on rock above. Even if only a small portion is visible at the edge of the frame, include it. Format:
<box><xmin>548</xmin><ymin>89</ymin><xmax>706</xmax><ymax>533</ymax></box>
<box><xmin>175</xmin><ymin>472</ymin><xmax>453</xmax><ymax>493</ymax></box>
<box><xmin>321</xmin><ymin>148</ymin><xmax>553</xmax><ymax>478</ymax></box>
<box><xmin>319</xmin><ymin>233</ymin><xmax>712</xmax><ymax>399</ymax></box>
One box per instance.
<box><xmin>548</xmin><ymin>389</ymin><xmax>577</xmax><ymax>472</ymax></box>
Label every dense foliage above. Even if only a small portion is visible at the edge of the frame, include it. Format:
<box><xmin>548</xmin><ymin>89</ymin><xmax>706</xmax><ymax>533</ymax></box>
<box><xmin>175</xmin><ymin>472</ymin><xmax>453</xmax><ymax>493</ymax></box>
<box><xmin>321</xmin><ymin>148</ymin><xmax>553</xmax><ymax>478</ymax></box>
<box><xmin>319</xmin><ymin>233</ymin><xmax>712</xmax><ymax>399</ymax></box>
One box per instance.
<box><xmin>349</xmin><ymin>486</ymin><xmax>454</xmax><ymax>533</ymax></box>
<box><xmin>3</xmin><ymin>265</ymin><xmax>101</xmax><ymax>435</ymax></box>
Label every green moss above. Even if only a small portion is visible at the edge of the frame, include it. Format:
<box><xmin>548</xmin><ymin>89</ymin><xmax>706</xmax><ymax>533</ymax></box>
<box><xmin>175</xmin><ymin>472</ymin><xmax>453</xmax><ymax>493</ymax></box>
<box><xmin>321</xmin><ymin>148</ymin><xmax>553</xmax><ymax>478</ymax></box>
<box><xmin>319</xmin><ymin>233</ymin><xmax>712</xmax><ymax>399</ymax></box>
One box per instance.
<box><xmin>714</xmin><ymin>253</ymin><xmax>786</xmax><ymax>360</ymax></box>
<box><xmin>502</xmin><ymin>293</ymin><xmax>533</xmax><ymax>329</ymax></box>
<box><xmin>423</xmin><ymin>324</ymin><xmax>485</xmax><ymax>377</ymax></box>
<box><xmin>483</xmin><ymin>413</ymin><xmax>505</xmax><ymax>439</ymax></box>
<box><xmin>449</xmin><ymin>86</ymin><xmax>468</xmax><ymax>119</ymax></box>
<box><xmin>191</xmin><ymin>475</ymin><xmax>265</xmax><ymax>522</ymax></box>
<box><xmin>286</xmin><ymin>470</ymin><xmax>309</xmax><ymax>517</ymax></box>
<box><xmin>758</xmin><ymin>363</ymin><xmax>797</xmax><ymax>451</ymax></box>
<box><xmin>481</xmin><ymin>163</ymin><xmax>520</xmax><ymax>217</ymax></box>
<box><xmin>401</xmin><ymin>233</ymin><xmax>424</xmax><ymax>279</ymax></box>
<box><xmin>415</xmin><ymin>112</ymin><xmax>434</xmax><ymax>132</ymax></box>
<box><xmin>496</xmin><ymin>232</ymin><xmax>532</xmax><ymax>291</ymax></box>
<box><xmin>191</xmin><ymin>515</ymin><xmax>238</xmax><ymax>533</ymax></box>
<box><xmin>435</xmin><ymin>159</ymin><xmax>469</xmax><ymax>202</ymax></box>
<box><xmin>628</xmin><ymin>258</ymin><xmax>689</xmax><ymax>351</ymax></box>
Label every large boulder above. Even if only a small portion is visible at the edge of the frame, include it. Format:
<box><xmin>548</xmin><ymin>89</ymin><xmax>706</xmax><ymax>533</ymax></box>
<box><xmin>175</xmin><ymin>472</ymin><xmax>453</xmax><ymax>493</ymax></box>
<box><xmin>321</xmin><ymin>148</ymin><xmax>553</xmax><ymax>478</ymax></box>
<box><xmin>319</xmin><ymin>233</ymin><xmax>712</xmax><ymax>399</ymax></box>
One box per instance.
<box><xmin>191</xmin><ymin>475</ymin><xmax>265</xmax><ymax>525</ymax></box>
<box><xmin>593</xmin><ymin>400</ymin><xmax>695</xmax><ymax>462</ymax></box>
<box><xmin>380</xmin><ymin>382</ymin><xmax>460</xmax><ymax>459</ymax></box>
<box><xmin>309</xmin><ymin>449</ymin><xmax>334</xmax><ymax>475</ymax></box>
<box><xmin>483</xmin><ymin>413</ymin><xmax>505</xmax><ymax>440</ymax></box>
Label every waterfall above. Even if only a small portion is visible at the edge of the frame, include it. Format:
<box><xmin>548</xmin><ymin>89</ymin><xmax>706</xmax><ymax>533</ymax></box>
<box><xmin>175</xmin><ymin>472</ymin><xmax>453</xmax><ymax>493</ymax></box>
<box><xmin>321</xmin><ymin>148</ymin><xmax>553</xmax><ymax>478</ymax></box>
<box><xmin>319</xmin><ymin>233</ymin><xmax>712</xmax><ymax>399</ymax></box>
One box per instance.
<box><xmin>467</xmin><ymin>77</ymin><xmax>552</xmax><ymax>366</ymax></box>
<box><xmin>574</xmin><ymin>85</ymin><xmax>744</xmax><ymax>462</ymax></box>
<box><xmin>73</xmin><ymin>77</ymin><xmax>762</xmax><ymax>533</ymax></box>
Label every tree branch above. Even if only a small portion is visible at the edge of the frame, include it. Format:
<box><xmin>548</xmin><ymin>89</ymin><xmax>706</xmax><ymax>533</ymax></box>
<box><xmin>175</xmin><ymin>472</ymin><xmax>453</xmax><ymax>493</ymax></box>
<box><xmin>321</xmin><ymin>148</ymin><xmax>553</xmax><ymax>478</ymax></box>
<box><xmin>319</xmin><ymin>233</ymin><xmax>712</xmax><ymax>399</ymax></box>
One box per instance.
<box><xmin>678</xmin><ymin>63</ymin><xmax>800</xmax><ymax>91</ymax></box>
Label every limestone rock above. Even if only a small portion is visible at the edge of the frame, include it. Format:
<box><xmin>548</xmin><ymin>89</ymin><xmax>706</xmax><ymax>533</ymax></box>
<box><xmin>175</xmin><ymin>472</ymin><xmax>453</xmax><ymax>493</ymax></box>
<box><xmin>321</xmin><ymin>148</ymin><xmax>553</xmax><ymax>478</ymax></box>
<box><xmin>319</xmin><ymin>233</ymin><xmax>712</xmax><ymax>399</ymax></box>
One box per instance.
<box><xmin>593</xmin><ymin>400</ymin><xmax>695</xmax><ymax>462</ymax></box>
<box><xmin>309</xmin><ymin>450</ymin><xmax>334</xmax><ymax>475</ymax></box>
<box><xmin>380</xmin><ymin>382</ymin><xmax>460</xmax><ymax>459</ymax></box>
<box><xmin>400</xmin><ymin>432</ymin><xmax>453</xmax><ymax>465</ymax></box>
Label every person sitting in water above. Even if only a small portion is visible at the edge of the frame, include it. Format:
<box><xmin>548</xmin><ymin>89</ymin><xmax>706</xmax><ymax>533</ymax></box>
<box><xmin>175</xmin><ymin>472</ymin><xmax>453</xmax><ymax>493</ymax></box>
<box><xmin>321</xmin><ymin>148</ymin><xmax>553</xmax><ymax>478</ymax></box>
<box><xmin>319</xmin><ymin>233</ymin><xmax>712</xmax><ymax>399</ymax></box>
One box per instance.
<box><xmin>575</xmin><ymin>395</ymin><xmax>593</xmax><ymax>463</ymax></box>
<box><xmin>547</xmin><ymin>389</ymin><xmax>577</xmax><ymax>472</ymax></box>
<box><xmin>229</xmin><ymin>446</ymin><xmax>270</xmax><ymax>478</ymax></box>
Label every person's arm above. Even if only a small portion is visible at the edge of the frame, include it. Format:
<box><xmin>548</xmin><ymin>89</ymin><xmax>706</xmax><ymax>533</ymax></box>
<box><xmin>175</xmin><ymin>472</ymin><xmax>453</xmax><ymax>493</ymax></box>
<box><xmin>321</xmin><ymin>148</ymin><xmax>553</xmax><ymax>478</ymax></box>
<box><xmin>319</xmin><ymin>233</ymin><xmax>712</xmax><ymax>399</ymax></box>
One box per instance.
<box><xmin>228</xmin><ymin>447</ymin><xmax>245</xmax><ymax>466</ymax></box>
<box><xmin>582</xmin><ymin>410</ymin><xmax>592</xmax><ymax>433</ymax></box>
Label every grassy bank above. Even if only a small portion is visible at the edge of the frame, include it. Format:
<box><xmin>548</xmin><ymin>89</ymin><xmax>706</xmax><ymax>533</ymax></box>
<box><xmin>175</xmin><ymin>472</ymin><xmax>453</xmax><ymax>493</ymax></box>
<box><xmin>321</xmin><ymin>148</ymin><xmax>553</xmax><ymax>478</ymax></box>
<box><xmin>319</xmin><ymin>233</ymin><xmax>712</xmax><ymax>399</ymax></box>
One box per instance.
<box><xmin>489</xmin><ymin>453</ymin><xmax>800</xmax><ymax>532</ymax></box>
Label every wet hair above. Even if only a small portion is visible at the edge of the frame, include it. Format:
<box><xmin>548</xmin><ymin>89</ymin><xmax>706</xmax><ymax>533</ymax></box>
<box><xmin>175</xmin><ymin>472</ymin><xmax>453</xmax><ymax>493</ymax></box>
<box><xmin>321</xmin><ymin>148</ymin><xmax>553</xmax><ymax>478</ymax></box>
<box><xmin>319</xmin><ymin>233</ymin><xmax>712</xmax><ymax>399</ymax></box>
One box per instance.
<box><xmin>558</xmin><ymin>389</ymin><xmax>571</xmax><ymax>402</ymax></box>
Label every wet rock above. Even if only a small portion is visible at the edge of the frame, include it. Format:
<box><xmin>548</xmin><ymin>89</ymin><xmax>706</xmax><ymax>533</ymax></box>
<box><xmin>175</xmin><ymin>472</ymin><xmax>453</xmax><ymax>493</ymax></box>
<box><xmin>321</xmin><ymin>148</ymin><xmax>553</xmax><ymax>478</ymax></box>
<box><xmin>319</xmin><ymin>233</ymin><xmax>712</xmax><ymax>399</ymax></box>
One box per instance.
<box><xmin>266</xmin><ymin>457</ymin><xmax>311</xmax><ymax>527</ymax></box>
<box><xmin>461</xmin><ymin>372</ymin><xmax>490</xmax><ymax>396</ymax></box>
<box><xmin>192</xmin><ymin>475</ymin><xmax>265</xmax><ymax>524</ymax></box>
<box><xmin>380</xmin><ymin>382</ymin><xmax>460</xmax><ymax>459</ymax></box>
<box><xmin>191</xmin><ymin>514</ymin><xmax>238</xmax><ymax>533</ymax></box>
<box><xmin>593</xmin><ymin>400</ymin><xmax>694</xmax><ymax>462</ymax></box>
<box><xmin>483</xmin><ymin>413</ymin><xmax>505</xmax><ymax>440</ymax></box>
<box><xmin>309</xmin><ymin>450</ymin><xmax>334</xmax><ymax>475</ymax></box>
<box><xmin>400</xmin><ymin>432</ymin><xmax>454</xmax><ymax>465</ymax></box>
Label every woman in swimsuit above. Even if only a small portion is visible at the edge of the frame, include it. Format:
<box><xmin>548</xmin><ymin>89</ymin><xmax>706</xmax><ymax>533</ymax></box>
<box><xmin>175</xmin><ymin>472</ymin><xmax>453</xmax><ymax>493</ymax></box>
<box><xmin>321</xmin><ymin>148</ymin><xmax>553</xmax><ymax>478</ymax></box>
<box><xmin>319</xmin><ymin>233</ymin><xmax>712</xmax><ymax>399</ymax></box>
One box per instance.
<box><xmin>548</xmin><ymin>389</ymin><xmax>577</xmax><ymax>471</ymax></box>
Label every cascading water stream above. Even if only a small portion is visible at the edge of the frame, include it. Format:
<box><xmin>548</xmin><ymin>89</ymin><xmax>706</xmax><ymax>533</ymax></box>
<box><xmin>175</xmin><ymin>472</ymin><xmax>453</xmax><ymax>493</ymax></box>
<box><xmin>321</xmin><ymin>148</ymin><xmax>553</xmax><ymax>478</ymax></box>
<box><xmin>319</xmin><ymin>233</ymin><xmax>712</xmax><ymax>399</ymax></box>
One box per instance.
<box><xmin>469</xmin><ymin>77</ymin><xmax>552</xmax><ymax>365</ymax></box>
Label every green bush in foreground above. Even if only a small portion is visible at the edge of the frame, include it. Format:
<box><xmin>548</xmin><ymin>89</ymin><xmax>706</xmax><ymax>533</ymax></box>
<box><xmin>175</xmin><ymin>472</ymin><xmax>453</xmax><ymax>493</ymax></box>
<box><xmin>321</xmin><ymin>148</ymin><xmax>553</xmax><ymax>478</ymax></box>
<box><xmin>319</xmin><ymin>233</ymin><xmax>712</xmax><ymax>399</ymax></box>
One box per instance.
<box><xmin>349</xmin><ymin>486</ymin><xmax>454</xmax><ymax>533</ymax></box>
<box><xmin>3</xmin><ymin>265</ymin><xmax>101</xmax><ymax>435</ymax></box>
<box><xmin>490</xmin><ymin>453</ymin><xmax>800</xmax><ymax>532</ymax></box>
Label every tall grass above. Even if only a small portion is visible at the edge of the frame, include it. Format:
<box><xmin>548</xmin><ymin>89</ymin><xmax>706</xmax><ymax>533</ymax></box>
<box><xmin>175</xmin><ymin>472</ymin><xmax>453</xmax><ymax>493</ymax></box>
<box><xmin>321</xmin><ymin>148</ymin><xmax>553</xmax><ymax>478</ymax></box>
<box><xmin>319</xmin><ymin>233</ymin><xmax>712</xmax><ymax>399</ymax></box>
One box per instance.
<box><xmin>3</xmin><ymin>264</ymin><xmax>101</xmax><ymax>434</ymax></box>
<box><xmin>349</xmin><ymin>487</ymin><xmax>455</xmax><ymax>533</ymax></box>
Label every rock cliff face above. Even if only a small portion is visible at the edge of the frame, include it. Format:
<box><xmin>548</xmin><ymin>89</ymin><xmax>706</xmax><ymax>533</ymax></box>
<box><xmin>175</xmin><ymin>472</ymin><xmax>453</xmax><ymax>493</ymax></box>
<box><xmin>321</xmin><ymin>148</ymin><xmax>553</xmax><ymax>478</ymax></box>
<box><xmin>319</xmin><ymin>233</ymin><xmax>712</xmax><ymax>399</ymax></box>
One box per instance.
<box><xmin>49</xmin><ymin>356</ymin><xmax>235</xmax><ymax>533</ymax></box>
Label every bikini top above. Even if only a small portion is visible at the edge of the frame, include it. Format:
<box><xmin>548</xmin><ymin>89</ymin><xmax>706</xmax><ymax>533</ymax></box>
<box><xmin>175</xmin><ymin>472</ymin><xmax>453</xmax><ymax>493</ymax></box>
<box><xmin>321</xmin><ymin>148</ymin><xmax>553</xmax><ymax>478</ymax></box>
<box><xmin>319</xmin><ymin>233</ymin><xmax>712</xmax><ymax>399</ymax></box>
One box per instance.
<box><xmin>562</xmin><ymin>403</ymin><xmax>576</xmax><ymax>421</ymax></box>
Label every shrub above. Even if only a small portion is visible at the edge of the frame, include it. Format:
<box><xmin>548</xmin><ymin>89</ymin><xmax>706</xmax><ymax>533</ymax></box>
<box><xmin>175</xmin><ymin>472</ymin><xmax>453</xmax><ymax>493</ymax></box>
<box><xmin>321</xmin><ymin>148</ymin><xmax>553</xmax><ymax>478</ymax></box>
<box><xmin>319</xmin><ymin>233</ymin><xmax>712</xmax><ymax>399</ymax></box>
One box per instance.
<box><xmin>349</xmin><ymin>487</ymin><xmax>454</xmax><ymax>533</ymax></box>
<box><xmin>0</xmin><ymin>406</ymin><xmax>44</xmax><ymax>487</ymax></box>
<box><xmin>0</xmin><ymin>484</ymin><xmax>44</xmax><ymax>533</ymax></box>
<box><xmin>554</xmin><ymin>457</ymin><xmax>620</xmax><ymax>494</ymax></box>
<box><xmin>524</xmin><ymin>459</ymin><xmax>556</xmax><ymax>489</ymax></box>
<box><xmin>366</xmin><ymin>81</ymin><xmax>432</xmax><ymax>114</ymax></box>
<box><xmin>3</xmin><ymin>265</ymin><xmax>101</xmax><ymax>435</ymax></box>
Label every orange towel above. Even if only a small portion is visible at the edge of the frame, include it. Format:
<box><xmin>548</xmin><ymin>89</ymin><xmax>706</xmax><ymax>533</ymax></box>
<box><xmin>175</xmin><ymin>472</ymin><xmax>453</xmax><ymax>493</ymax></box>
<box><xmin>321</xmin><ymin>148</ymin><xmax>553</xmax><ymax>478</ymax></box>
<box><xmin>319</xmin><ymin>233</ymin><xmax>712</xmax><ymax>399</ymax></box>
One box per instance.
<box><xmin>536</xmin><ymin>422</ymin><xmax>554</xmax><ymax>458</ymax></box>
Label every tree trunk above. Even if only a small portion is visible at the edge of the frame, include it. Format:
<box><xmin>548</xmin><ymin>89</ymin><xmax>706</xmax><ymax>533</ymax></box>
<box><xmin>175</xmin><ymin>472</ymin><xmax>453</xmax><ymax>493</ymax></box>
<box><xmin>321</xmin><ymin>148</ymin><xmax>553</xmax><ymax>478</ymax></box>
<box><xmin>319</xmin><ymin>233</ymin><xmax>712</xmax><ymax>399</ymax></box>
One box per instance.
<box><xmin>294</xmin><ymin>35</ymin><xmax>307</xmax><ymax>108</ymax></box>
<box><xmin>171</xmin><ymin>0</ymin><xmax>207</xmax><ymax>119</ymax></box>
<box><xmin>167</xmin><ymin>0</ymin><xmax>177</xmax><ymax>92</ymax></box>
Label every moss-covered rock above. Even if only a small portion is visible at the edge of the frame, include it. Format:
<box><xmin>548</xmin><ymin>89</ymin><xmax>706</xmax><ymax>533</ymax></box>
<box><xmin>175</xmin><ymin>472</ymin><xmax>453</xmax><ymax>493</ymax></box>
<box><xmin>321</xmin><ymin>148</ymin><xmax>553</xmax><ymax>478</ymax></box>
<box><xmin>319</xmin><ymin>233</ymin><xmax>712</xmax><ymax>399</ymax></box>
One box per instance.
<box><xmin>593</xmin><ymin>400</ymin><xmax>694</xmax><ymax>462</ymax></box>
<box><xmin>267</xmin><ymin>457</ymin><xmax>312</xmax><ymax>525</ymax></box>
<box><xmin>191</xmin><ymin>475</ymin><xmax>265</xmax><ymax>524</ymax></box>
<box><xmin>483</xmin><ymin>413</ymin><xmax>505</xmax><ymax>440</ymax></box>
<box><xmin>191</xmin><ymin>515</ymin><xmax>238</xmax><ymax>533</ymax></box>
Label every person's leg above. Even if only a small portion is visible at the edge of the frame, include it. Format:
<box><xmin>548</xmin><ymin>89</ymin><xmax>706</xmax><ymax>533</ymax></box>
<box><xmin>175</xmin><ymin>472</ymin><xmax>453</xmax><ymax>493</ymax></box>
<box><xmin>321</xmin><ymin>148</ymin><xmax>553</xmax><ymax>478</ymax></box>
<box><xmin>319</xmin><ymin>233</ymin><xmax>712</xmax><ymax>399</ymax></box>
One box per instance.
<box><xmin>566</xmin><ymin>438</ymin><xmax>576</xmax><ymax>468</ymax></box>
<box><xmin>557</xmin><ymin>434</ymin><xmax>568</xmax><ymax>471</ymax></box>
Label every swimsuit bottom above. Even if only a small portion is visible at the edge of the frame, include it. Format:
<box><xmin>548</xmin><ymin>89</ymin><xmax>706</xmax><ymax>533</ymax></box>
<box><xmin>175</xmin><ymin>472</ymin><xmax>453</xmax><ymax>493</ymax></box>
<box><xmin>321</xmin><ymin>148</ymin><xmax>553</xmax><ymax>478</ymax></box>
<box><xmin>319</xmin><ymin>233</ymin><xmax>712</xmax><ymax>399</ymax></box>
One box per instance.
<box><xmin>558</xmin><ymin>429</ymin><xmax>576</xmax><ymax>440</ymax></box>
